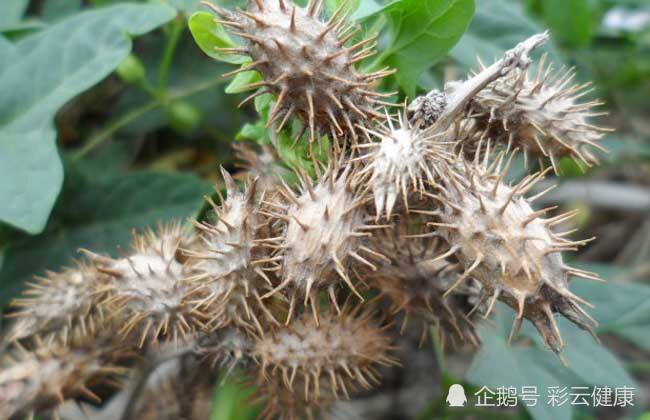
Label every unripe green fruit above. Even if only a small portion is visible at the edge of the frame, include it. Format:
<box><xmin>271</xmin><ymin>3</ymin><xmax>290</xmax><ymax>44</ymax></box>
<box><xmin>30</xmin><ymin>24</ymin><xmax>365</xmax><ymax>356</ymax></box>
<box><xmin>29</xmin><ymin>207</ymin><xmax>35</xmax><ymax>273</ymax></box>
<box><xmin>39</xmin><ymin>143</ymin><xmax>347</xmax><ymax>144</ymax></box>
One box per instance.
<box><xmin>116</xmin><ymin>54</ymin><xmax>146</xmax><ymax>85</ymax></box>
<box><xmin>166</xmin><ymin>100</ymin><xmax>202</xmax><ymax>134</ymax></box>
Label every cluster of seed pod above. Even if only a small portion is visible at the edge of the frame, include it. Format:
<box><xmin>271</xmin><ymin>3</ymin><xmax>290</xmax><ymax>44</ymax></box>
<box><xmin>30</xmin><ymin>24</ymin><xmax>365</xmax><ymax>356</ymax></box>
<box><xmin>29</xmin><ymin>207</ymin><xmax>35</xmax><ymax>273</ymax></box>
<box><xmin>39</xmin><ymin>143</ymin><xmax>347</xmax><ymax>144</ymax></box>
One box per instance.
<box><xmin>0</xmin><ymin>0</ymin><xmax>611</xmax><ymax>418</ymax></box>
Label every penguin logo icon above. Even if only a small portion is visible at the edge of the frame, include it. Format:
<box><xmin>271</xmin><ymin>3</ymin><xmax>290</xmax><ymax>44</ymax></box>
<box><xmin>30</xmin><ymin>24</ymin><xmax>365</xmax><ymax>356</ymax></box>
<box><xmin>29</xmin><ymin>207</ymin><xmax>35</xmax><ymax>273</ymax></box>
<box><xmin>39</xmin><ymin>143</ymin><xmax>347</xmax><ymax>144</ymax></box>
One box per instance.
<box><xmin>446</xmin><ymin>384</ymin><xmax>467</xmax><ymax>407</ymax></box>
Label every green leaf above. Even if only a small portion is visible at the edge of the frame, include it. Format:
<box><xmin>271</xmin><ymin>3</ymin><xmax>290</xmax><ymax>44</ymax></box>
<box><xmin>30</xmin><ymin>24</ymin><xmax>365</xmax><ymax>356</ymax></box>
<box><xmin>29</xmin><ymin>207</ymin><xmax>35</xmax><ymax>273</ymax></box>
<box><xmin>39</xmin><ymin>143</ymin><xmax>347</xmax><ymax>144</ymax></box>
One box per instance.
<box><xmin>382</xmin><ymin>0</ymin><xmax>474</xmax><ymax>96</ymax></box>
<box><xmin>0</xmin><ymin>3</ymin><xmax>175</xmax><ymax>234</ymax></box>
<box><xmin>450</xmin><ymin>0</ymin><xmax>561</xmax><ymax>70</ymax></box>
<box><xmin>211</xmin><ymin>372</ymin><xmax>260</xmax><ymax>420</ymax></box>
<box><xmin>469</xmin><ymin>305</ymin><xmax>641</xmax><ymax>420</ymax></box>
<box><xmin>351</xmin><ymin>0</ymin><xmax>398</xmax><ymax>21</ymax></box>
<box><xmin>571</xmin><ymin>263</ymin><xmax>650</xmax><ymax>350</ymax></box>
<box><xmin>0</xmin><ymin>0</ymin><xmax>29</xmax><ymax>27</ymax></box>
<box><xmin>0</xmin><ymin>161</ymin><xmax>211</xmax><ymax>306</ymax></box>
<box><xmin>41</xmin><ymin>0</ymin><xmax>83</xmax><ymax>22</ymax></box>
<box><xmin>188</xmin><ymin>11</ymin><xmax>249</xmax><ymax>64</ymax></box>
<box><xmin>225</xmin><ymin>70</ymin><xmax>261</xmax><ymax>94</ymax></box>
<box><xmin>540</xmin><ymin>0</ymin><xmax>595</xmax><ymax>48</ymax></box>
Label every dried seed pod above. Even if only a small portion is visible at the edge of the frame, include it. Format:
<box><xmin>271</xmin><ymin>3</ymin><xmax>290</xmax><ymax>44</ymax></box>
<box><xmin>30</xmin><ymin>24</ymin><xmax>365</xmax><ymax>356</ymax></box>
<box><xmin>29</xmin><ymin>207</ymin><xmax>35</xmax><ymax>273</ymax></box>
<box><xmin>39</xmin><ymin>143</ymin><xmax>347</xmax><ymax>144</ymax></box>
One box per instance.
<box><xmin>4</xmin><ymin>262</ymin><xmax>109</xmax><ymax>345</ymax></box>
<box><xmin>470</xmin><ymin>56</ymin><xmax>611</xmax><ymax>172</ymax></box>
<box><xmin>429</xmin><ymin>149</ymin><xmax>599</xmax><ymax>353</ymax></box>
<box><xmin>253</xmin><ymin>307</ymin><xmax>396</xmax><ymax>416</ymax></box>
<box><xmin>259</xmin><ymin>164</ymin><xmax>386</xmax><ymax>320</ymax></box>
<box><xmin>131</xmin><ymin>357</ymin><xmax>214</xmax><ymax>420</ymax></box>
<box><xmin>367</xmin><ymin>222</ymin><xmax>480</xmax><ymax>349</ymax></box>
<box><xmin>353</xmin><ymin>108</ymin><xmax>454</xmax><ymax>220</ymax></box>
<box><xmin>205</xmin><ymin>0</ymin><xmax>394</xmax><ymax>142</ymax></box>
<box><xmin>183</xmin><ymin>169</ymin><xmax>274</xmax><ymax>334</ymax></box>
<box><xmin>233</xmin><ymin>142</ymin><xmax>291</xmax><ymax>196</ymax></box>
<box><xmin>0</xmin><ymin>337</ymin><xmax>129</xmax><ymax>419</ymax></box>
<box><xmin>83</xmin><ymin>223</ymin><xmax>201</xmax><ymax>348</ymax></box>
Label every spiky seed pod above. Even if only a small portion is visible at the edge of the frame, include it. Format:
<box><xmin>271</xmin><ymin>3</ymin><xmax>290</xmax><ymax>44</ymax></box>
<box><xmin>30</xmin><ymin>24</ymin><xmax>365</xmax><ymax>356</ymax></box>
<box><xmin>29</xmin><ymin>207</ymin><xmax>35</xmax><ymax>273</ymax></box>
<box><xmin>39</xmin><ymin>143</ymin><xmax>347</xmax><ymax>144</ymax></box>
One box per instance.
<box><xmin>131</xmin><ymin>357</ymin><xmax>214</xmax><ymax>420</ymax></box>
<box><xmin>205</xmin><ymin>0</ymin><xmax>394</xmax><ymax>143</ymax></box>
<box><xmin>183</xmin><ymin>169</ymin><xmax>274</xmax><ymax>334</ymax></box>
<box><xmin>367</xmin><ymin>222</ymin><xmax>480</xmax><ymax>349</ymax></box>
<box><xmin>0</xmin><ymin>337</ymin><xmax>130</xmax><ymax>419</ymax></box>
<box><xmin>195</xmin><ymin>327</ymin><xmax>254</xmax><ymax>373</ymax></box>
<box><xmin>470</xmin><ymin>56</ymin><xmax>611</xmax><ymax>173</ymax></box>
<box><xmin>4</xmin><ymin>262</ymin><xmax>109</xmax><ymax>345</ymax></box>
<box><xmin>259</xmin><ymin>164</ymin><xmax>387</xmax><ymax>321</ymax></box>
<box><xmin>353</xmin><ymin>108</ymin><xmax>455</xmax><ymax>220</ymax></box>
<box><xmin>253</xmin><ymin>307</ymin><xmax>396</xmax><ymax>415</ymax></box>
<box><xmin>233</xmin><ymin>142</ymin><xmax>291</xmax><ymax>197</ymax></box>
<box><xmin>83</xmin><ymin>222</ymin><xmax>201</xmax><ymax>348</ymax></box>
<box><xmin>428</xmin><ymin>149</ymin><xmax>600</xmax><ymax>353</ymax></box>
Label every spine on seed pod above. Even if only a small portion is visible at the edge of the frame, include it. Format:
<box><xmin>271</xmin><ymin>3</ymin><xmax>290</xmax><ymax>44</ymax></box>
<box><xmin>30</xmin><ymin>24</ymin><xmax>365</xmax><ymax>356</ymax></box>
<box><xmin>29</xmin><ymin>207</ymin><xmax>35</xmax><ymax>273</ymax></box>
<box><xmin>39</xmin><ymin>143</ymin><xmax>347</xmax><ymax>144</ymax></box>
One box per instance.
<box><xmin>202</xmin><ymin>0</ymin><xmax>395</xmax><ymax>143</ymax></box>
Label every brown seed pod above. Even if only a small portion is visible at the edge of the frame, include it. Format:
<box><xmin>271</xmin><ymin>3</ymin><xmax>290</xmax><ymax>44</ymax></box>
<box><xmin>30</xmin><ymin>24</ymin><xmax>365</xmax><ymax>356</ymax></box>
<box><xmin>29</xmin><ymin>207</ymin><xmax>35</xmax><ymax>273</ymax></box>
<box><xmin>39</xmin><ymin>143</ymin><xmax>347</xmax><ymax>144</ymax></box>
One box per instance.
<box><xmin>131</xmin><ymin>356</ymin><xmax>215</xmax><ymax>420</ymax></box>
<box><xmin>352</xmin><ymin>108</ymin><xmax>455</xmax><ymax>220</ymax></box>
<box><xmin>252</xmin><ymin>306</ymin><xmax>397</xmax><ymax>416</ymax></box>
<box><xmin>258</xmin><ymin>163</ymin><xmax>387</xmax><ymax>321</ymax></box>
<box><xmin>233</xmin><ymin>142</ymin><xmax>291</xmax><ymax>196</ymax></box>
<box><xmin>82</xmin><ymin>222</ymin><xmax>201</xmax><ymax>348</ymax></box>
<box><xmin>4</xmin><ymin>262</ymin><xmax>109</xmax><ymax>345</ymax></box>
<box><xmin>0</xmin><ymin>337</ymin><xmax>129</xmax><ymax>419</ymax></box>
<box><xmin>204</xmin><ymin>0</ymin><xmax>394</xmax><ymax>143</ymax></box>
<box><xmin>367</xmin><ymin>221</ymin><xmax>480</xmax><ymax>349</ymax></box>
<box><xmin>428</xmin><ymin>148</ymin><xmax>600</xmax><ymax>353</ymax></box>
<box><xmin>183</xmin><ymin>169</ymin><xmax>275</xmax><ymax>334</ymax></box>
<box><xmin>470</xmin><ymin>55</ymin><xmax>611</xmax><ymax>173</ymax></box>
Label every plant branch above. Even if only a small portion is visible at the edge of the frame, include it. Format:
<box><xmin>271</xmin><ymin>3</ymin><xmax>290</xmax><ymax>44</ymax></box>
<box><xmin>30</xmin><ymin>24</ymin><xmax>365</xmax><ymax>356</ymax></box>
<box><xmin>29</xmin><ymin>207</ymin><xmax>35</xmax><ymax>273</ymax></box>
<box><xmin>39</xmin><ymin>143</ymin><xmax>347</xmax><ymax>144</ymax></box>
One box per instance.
<box><xmin>72</xmin><ymin>76</ymin><xmax>227</xmax><ymax>160</ymax></box>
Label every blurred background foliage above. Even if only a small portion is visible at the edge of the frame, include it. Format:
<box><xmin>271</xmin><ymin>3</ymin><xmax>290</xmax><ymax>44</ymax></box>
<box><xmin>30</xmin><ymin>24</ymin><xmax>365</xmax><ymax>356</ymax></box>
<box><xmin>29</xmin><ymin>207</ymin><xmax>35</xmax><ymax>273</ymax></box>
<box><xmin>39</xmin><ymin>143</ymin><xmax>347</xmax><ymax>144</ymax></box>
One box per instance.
<box><xmin>0</xmin><ymin>0</ymin><xmax>649</xmax><ymax>419</ymax></box>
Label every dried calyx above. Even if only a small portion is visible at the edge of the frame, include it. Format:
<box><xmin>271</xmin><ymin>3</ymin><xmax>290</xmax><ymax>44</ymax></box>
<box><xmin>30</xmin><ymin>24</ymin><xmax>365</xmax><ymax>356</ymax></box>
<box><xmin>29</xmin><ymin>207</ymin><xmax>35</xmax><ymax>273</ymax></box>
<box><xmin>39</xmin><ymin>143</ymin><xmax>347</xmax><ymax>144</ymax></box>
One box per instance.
<box><xmin>205</xmin><ymin>0</ymin><xmax>394</xmax><ymax>143</ymax></box>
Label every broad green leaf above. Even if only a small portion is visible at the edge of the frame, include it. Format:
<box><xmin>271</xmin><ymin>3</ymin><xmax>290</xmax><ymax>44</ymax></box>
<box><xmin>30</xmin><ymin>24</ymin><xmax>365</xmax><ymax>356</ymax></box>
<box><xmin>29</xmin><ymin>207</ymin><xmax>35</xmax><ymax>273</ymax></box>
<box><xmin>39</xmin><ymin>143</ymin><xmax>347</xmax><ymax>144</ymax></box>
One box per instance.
<box><xmin>0</xmin><ymin>0</ymin><xmax>29</xmax><ymax>27</ymax></box>
<box><xmin>468</xmin><ymin>320</ymin><xmax>573</xmax><ymax>420</ymax></box>
<box><xmin>41</xmin><ymin>0</ymin><xmax>83</xmax><ymax>22</ymax></box>
<box><xmin>0</xmin><ymin>161</ymin><xmax>211</xmax><ymax>305</ymax></box>
<box><xmin>188</xmin><ymin>11</ymin><xmax>249</xmax><ymax>64</ymax></box>
<box><xmin>0</xmin><ymin>3</ymin><xmax>175</xmax><ymax>234</ymax></box>
<box><xmin>451</xmin><ymin>0</ymin><xmax>561</xmax><ymax>70</ymax></box>
<box><xmin>469</xmin><ymin>305</ymin><xmax>641</xmax><ymax>420</ymax></box>
<box><xmin>571</xmin><ymin>263</ymin><xmax>650</xmax><ymax>350</ymax></box>
<box><xmin>382</xmin><ymin>0</ymin><xmax>474</xmax><ymax>96</ymax></box>
<box><xmin>351</xmin><ymin>0</ymin><xmax>399</xmax><ymax>21</ymax></box>
<box><xmin>541</xmin><ymin>0</ymin><xmax>595</xmax><ymax>48</ymax></box>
